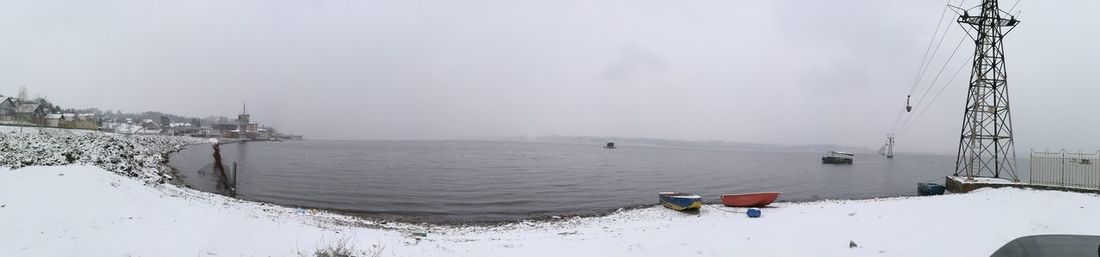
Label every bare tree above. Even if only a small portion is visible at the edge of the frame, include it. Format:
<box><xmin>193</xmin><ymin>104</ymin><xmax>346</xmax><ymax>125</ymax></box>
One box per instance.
<box><xmin>17</xmin><ymin>86</ymin><xmax>28</xmax><ymax>101</ymax></box>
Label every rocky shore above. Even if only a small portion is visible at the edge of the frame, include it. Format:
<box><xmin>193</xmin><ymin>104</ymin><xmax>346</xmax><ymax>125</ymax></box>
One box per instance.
<box><xmin>0</xmin><ymin>126</ymin><xmax>205</xmax><ymax>183</ymax></box>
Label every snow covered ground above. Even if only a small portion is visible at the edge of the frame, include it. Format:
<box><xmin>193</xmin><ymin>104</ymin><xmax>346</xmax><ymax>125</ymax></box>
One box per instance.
<box><xmin>3</xmin><ymin>165</ymin><xmax>1100</xmax><ymax>257</ymax></box>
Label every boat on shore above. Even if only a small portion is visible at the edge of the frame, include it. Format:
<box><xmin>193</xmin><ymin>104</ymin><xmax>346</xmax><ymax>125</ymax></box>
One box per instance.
<box><xmin>720</xmin><ymin>192</ymin><xmax>781</xmax><ymax>207</ymax></box>
<box><xmin>658</xmin><ymin>192</ymin><xmax>702</xmax><ymax>211</ymax></box>
<box><xmin>917</xmin><ymin>182</ymin><xmax>946</xmax><ymax>196</ymax></box>
<box><xmin>822</xmin><ymin>151</ymin><xmax>854</xmax><ymax>164</ymax></box>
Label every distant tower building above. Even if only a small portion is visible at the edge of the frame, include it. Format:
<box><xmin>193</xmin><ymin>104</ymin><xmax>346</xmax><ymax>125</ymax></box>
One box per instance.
<box><xmin>237</xmin><ymin>103</ymin><xmax>250</xmax><ymax>139</ymax></box>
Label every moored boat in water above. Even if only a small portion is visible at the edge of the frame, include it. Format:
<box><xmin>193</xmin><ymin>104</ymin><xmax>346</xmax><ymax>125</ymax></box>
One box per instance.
<box><xmin>917</xmin><ymin>182</ymin><xmax>946</xmax><ymax>196</ymax></box>
<box><xmin>720</xmin><ymin>192</ymin><xmax>781</xmax><ymax>207</ymax></box>
<box><xmin>658</xmin><ymin>192</ymin><xmax>702</xmax><ymax>211</ymax></box>
<box><xmin>822</xmin><ymin>151</ymin><xmax>854</xmax><ymax>164</ymax></box>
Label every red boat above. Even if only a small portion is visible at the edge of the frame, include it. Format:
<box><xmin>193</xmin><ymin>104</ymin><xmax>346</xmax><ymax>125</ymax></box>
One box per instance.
<box><xmin>720</xmin><ymin>192</ymin><xmax>781</xmax><ymax>207</ymax></box>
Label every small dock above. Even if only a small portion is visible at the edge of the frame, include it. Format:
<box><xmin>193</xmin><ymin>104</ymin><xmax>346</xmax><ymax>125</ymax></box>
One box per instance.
<box><xmin>944</xmin><ymin>176</ymin><xmax>1100</xmax><ymax>194</ymax></box>
<box><xmin>945</xmin><ymin>150</ymin><xmax>1100</xmax><ymax>194</ymax></box>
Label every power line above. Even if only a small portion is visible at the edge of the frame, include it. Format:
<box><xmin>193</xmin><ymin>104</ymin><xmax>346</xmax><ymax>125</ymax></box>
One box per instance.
<box><xmin>910</xmin><ymin>0</ymin><xmax>968</xmax><ymax>97</ymax></box>
<box><xmin>889</xmin><ymin>108</ymin><xmax>907</xmax><ymax>133</ymax></box>
<box><xmin>911</xmin><ymin>8</ymin><xmax>958</xmax><ymax>96</ymax></box>
<box><xmin>897</xmin><ymin>57</ymin><xmax>971</xmax><ymax>136</ymax></box>
<box><xmin>907</xmin><ymin>4</ymin><xmax>952</xmax><ymax>95</ymax></box>
<box><xmin>1008</xmin><ymin>0</ymin><xmax>1023</xmax><ymax>13</ymax></box>
<box><xmin>910</xmin><ymin>36</ymin><xmax>966</xmax><ymax>113</ymax></box>
<box><xmin>893</xmin><ymin>0</ymin><xmax>972</xmax><ymax>136</ymax></box>
<box><xmin>898</xmin><ymin>0</ymin><xmax>973</xmax><ymax>134</ymax></box>
<box><xmin>897</xmin><ymin>35</ymin><xmax>967</xmax><ymax>133</ymax></box>
<box><xmin>893</xmin><ymin>0</ymin><xmax>967</xmax><ymax>134</ymax></box>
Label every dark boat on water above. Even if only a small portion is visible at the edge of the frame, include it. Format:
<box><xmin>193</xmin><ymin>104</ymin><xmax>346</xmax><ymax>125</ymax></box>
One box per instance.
<box><xmin>917</xmin><ymin>182</ymin><xmax>945</xmax><ymax>196</ymax></box>
<box><xmin>720</xmin><ymin>192</ymin><xmax>781</xmax><ymax>207</ymax></box>
<box><xmin>822</xmin><ymin>151</ymin><xmax>854</xmax><ymax>164</ymax></box>
<box><xmin>604</xmin><ymin>142</ymin><xmax>616</xmax><ymax>149</ymax></box>
<box><xmin>658</xmin><ymin>192</ymin><xmax>702</xmax><ymax>211</ymax></box>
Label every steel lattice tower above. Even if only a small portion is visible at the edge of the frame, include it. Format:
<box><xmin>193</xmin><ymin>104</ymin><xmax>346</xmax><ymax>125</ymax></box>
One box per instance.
<box><xmin>953</xmin><ymin>0</ymin><xmax>1020</xmax><ymax>181</ymax></box>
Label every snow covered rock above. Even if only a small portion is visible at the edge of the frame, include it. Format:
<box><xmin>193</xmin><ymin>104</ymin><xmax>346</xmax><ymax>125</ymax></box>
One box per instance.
<box><xmin>0</xmin><ymin>128</ymin><xmax>205</xmax><ymax>183</ymax></box>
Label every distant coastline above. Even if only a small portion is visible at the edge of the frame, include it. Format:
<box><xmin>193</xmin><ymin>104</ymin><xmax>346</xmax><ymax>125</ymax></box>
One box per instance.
<box><xmin>508</xmin><ymin>135</ymin><xmax>880</xmax><ymax>154</ymax></box>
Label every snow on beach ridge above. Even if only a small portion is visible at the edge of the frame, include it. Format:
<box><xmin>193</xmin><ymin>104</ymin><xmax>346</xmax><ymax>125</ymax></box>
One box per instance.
<box><xmin>0</xmin><ymin>125</ymin><xmax>205</xmax><ymax>182</ymax></box>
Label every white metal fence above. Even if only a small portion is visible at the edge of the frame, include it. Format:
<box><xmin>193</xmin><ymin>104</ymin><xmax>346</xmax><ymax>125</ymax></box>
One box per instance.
<box><xmin>1029</xmin><ymin>150</ymin><xmax>1100</xmax><ymax>190</ymax></box>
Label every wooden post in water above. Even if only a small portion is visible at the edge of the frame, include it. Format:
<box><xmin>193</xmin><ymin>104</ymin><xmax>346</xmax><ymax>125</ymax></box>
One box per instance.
<box><xmin>212</xmin><ymin>142</ymin><xmax>225</xmax><ymax>176</ymax></box>
<box><xmin>232</xmin><ymin>162</ymin><xmax>238</xmax><ymax>195</ymax></box>
<box><xmin>212</xmin><ymin>142</ymin><xmax>236</xmax><ymax>197</ymax></box>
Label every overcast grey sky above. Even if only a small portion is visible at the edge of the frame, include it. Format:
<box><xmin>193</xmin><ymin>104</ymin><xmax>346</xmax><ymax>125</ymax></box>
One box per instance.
<box><xmin>1</xmin><ymin>0</ymin><xmax>1098</xmax><ymax>153</ymax></box>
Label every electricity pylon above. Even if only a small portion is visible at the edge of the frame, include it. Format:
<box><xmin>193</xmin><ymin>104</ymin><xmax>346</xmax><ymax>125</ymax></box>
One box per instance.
<box><xmin>953</xmin><ymin>0</ymin><xmax>1021</xmax><ymax>181</ymax></box>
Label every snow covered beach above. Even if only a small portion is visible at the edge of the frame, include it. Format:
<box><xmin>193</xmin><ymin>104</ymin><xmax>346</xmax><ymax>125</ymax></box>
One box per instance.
<box><xmin>3</xmin><ymin>127</ymin><xmax>1100</xmax><ymax>256</ymax></box>
<box><xmin>0</xmin><ymin>126</ymin><xmax>203</xmax><ymax>183</ymax></box>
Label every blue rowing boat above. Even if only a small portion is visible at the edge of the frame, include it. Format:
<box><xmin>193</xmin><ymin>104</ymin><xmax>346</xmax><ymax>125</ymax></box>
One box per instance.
<box><xmin>658</xmin><ymin>192</ymin><xmax>702</xmax><ymax>211</ymax></box>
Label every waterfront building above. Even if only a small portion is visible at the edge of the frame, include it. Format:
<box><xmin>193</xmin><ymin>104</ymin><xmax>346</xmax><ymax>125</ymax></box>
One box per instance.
<box><xmin>13</xmin><ymin>103</ymin><xmax>48</xmax><ymax>125</ymax></box>
<box><xmin>0</xmin><ymin>97</ymin><xmax>17</xmax><ymax>123</ymax></box>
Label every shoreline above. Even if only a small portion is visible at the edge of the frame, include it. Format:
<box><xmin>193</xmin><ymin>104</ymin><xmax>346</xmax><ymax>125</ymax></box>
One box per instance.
<box><xmin>166</xmin><ymin>139</ymin><xmax>948</xmax><ymax>226</ymax></box>
<box><xmin>161</xmin><ymin>143</ymin><xmax>199</xmax><ymax>188</ymax></box>
<box><xmin>4</xmin><ymin>165</ymin><xmax>1099</xmax><ymax>256</ymax></box>
<box><xmin>167</xmin><ymin>140</ymin><xmax>646</xmax><ymax>226</ymax></box>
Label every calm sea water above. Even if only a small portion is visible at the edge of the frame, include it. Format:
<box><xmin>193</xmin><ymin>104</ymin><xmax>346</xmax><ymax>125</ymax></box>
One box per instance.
<box><xmin>169</xmin><ymin>140</ymin><xmax>970</xmax><ymax>223</ymax></box>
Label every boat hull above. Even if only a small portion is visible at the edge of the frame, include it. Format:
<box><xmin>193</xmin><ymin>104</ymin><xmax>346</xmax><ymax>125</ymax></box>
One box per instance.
<box><xmin>917</xmin><ymin>182</ymin><xmax>946</xmax><ymax>196</ymax></box>
<box><xmin>658</xmin><ymin>192</ymin><xmax>702</xmax><ymax>211</ymax></box>
<box><xmin>720</xmin><ymin>192</ymin><xmax>781</xmax><ymax>207</ymax></box>
<box><xmin>822</xmin><ymin>156</ymin><xmax>853</xmax><ymax>164</ymax></box>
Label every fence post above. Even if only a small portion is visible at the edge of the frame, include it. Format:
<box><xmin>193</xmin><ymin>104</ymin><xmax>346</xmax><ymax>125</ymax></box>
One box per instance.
<box><xmin>1060</xmin><ymin>150</ymin><xmax>1066</xmax><ymax>187</ymax></box>
<box><xmin>1029</xmin><ymin>149</ymin><xmax>1034</xmax><ymax>185</ymax></box>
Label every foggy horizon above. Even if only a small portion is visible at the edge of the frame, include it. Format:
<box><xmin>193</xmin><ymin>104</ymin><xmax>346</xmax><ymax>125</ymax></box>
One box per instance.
<box><xmin>3</xmin><ymin>0</ymin><xmax>1099</xmax><ymax>154</ymax></box>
